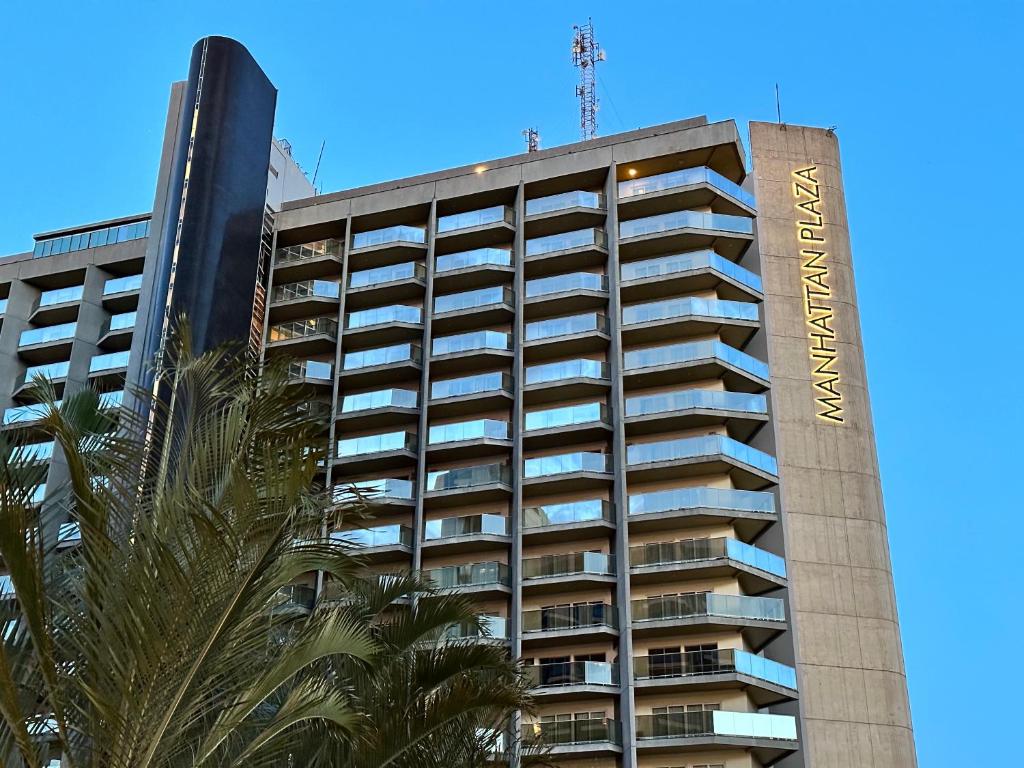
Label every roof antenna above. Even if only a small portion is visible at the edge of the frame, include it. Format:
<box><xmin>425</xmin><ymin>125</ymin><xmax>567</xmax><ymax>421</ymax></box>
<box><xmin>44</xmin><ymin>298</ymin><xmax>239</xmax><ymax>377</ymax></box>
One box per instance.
<box><xmin>522</xmin><ymin>128</ymin><xmax>540</xmax><ymax>153</ymax></box>
<box><xmin>311</xmin><ymin>140</ymin><xmax>326</xmax><ymax>189</ymax></box>
<box><xmin>775</xmin><ymin>84</ymin><xmax>783</xmax><ymax>124</ymax></box>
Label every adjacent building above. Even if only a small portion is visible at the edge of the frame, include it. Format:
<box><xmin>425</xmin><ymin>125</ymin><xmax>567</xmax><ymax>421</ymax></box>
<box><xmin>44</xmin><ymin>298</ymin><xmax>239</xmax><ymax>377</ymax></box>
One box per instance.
<box><xmin>0</xmin><ymin>37</ymin><xmax>916</xmax><ymax>768</ymax></box>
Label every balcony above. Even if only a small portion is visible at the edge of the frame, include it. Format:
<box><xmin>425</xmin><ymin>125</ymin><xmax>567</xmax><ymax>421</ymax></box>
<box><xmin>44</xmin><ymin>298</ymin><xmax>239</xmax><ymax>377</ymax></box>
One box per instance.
<box><xmin>434</xmin><ymin>248</ymin><xmax>514</xmax><ymax>291</ymax></box>
<box><xmin>3</xmin><ymin>401</ymin><xmax>55</xmax><ymax>429</ymax></box>
<box><xmin>444</xmin><ymin>615</ymin><xmax>509</xmax><ymax>643</ymax></box>
<box><xmin>266</xmin><ymin>317</ymin><xmax>338</xmax><ymax>357</ymax></box>
<box><xmin>339</xmin><ymin>478</ymin><xmax>415</xmax><ymax>509</ymax></box>
<box><xmin>98</xmin><ymin>311</ymin><xmax>136</xmax><ymax>350</ymax></box>
<box><xmin>18</xmin><ymin>322</ymin><xmax>77</xmax><ymax>362</ymax></box>
<box><xmin>436</xmin><ymin>205</ymin><xmax>514</xmax><ymax>250</ymax></box>
<box><xmin>524</xmin><ymin>312</ymin><xmax>610</xmax><ymax>360</ymax></box>
<box><xmin>334</xmin><ymin>430</ymin><xmax>417</xmax><ymax>473</ymax></box>
<box><xmin>630</xmin><ymin>536</ymin><xmax>786</xmax><ymax>594</ymax></box>
<box><xmin>618</xmin><ymin>166</ymin><xmax>756</xmax><ymax>217</ymax></box>
<box><xmin>522</xmin><ymin>603</ymin><xmax>618</xmax><ymax>646</ymax></box>
<box><xmin>340</xmin><ymin>343</ymin><xmax>422</xmax><ymax>386</ymax></box>
<box><xmin>431</xmin><ymin>330</ymin><xmax>512</xmax><ymax>374</ymax></box>
<box><xmin>422</xmin><ymin>513</ymin><xmax>509</xmax><ymax>554</ymax></box>
<box><xmin>17</xmin><ymin>361</ymin><xmax>70</xmax><ymax>394</ymax></box>
<box><xmin>623</xmin><ymin>339</ymin><xmax>770</xmax><ymax>393</ymax></box>
<box><xmin>337</xmin><ymin>388</ymin><xmax>418</xmax><ymax>429</ymax></box>
<box><xmin>523</xmin><ymin>358</ymin><xmax>610</xmax><ymax>404</ymax></box>
<box><xmin>632</xmin><ymin>592</ymin><xmax>786</xmax><ymax>649</ymax></box>
<box><xmin>522</xmin><ymin>498</ymin><xmax>615</xmax><ymax>542</ymax></box>
<box><xmin>273</xmin><ymin>238</ymin><xmax>343</xmax><ymax>282</ymax></box>
<box><xmin>626</xmin><ymin>434</ymin><xmax>778</xmax><ymax>489</ymax></box>
<box><xmin>621</xmin><ymin>296</ymin><xmax>760</xmax><ymax>347</ymax></box>
<box><xmin>625</xmin><ymin>388</ymin><xmax>768</xmax><ymax>441</ymax></box>
<box><xmin>286</xmin><ymin>359</ymin><xmax>333</xmax><ymax>387</ymax></box>
<box><xmin>629</xmin><ymin>486</ymin><xmax>777</xmax><ymax>539</ymax></box>
<box><xmin>429</xmin><ymin>371</ymin><xmax>513</xmax><ymax>417</ymax></box>
<box><xmin>270</xmin><ymin>279</ymin><xmax>340</xmax><ymax>321</ymax></box>
<box><xmin>333</xmin><ymin>524</ymin><xmax>413</xmax><ymax>561</ymax></box>
<box><xmin>102</xmin><ymin>273</ymin><xmax>143</xmax><ymax>311</ymax></box>
<box><xmin>524</xmin><ymin>228</ymin><xmax>608</xmax><ymax>277</ymax></box>
<box><xmin>349</xmin><ymin>225</ymin><xmax>427</xmax><ymax>268</ymax></box>
<box><xmin>88</xmin><ymin>351</ymin><xmax>130</xmax><ymax>383</ymax></box>
<box><xmin>32</xmin><ymin>285</ymin><xmax>83</xmax><ymax>323</ymax></box>
<box><xmin>620</xmin><ymin>249</ymin><xmax>762</xmax><ymax>303</ymax></box>
<box><xmin>345</xmin><ymin>304</ymin><xmax>422</xmax><ymax>345</ymax></box>
<box><xmin>522</xmin><ymin>551</ymin><xmax>615</xmax><ymax>592</ymax></box>
<box><xmin>634</xmin><ymin>648</ymin><xmax>797</xmax><ymax>705</ymax></box>
<box><xmin>634</xmin><ymin>710</ymin><xmax>797</xmax><ymax>762</ymax></box>
<box><xmin>346</xmin><ymin>261</ymin><xmax>426</xmax><ymax>308</ymax></box>
<box><xmin>525</xmin><ymin>191</ymin><xmax>607</xmax><ymax>237</ymax></box>
<box><xmin>524</xmin><ymin>271</ymin><xmax>608</xmax><ymax>316</ymax></box>
<box><xmin>618</xmin><ymin>210</ymin><xmax>755</xmax><ymax>260</ymax></box>
<box><xmin>0</xmin><ymin>298</ymin><xmax>6</xmax><ymax>316</ymax></box>
<box><xmin>523</xmin><ymin>401</ymin><xmax>610</xmax><ymax>447</ymax></box>
<box><xmin>432</xmin><ymin>286</ymin><xmax>514</xmax><ymax>332</ymax></box>
<box><xmin>427</xmin><ymin>418</ymin><xmax>510</xmax><ymax>460</ymax></box>
<box><xmin>424</xmin><ymin>462</ymin><xmax>511</xmax><ymax>506</ymax></box>
<box><xmin>424</xmin><ymin>561</ymin><xmax>511</xmax><ymax>597</ymax></box>
<box><xmin>523</xmin><ymin>451</ymin><xmax>612</xmax><ymax>494</ymax></box>
<box><xmin>276</xmin><ymin>585</ymin><xmax>316</xmax><ymax>612</ymax></box>
<box><xmin>525</xmin><ymin>661</ymin><xmax>619</xmax><ymax>698</ymax></box>
<box><xmin>10</xmin><ymin>441</ymin><xmax>55</xmax><ymax>463</ymax></box>
<box><xmin>521</xmin><ymin>718</ymin><xmax>621</xmax><ymax>755</ymax></box>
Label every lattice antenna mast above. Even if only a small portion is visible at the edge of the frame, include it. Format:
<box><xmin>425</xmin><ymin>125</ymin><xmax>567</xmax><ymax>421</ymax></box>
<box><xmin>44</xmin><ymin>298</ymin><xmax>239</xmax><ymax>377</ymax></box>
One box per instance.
<box><xmin>571</xmin><ymin>19</ymin><xmax>605</xmax><ymax>140</ymax></box>
<box><xmin>522</xmin><ymin>127</ymin><xmax>540</xmax><ymax>153</ymax></box>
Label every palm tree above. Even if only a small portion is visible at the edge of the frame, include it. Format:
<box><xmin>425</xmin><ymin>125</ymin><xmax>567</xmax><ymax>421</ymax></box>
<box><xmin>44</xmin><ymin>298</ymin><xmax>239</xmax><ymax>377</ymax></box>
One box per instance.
<box><xmin>0</xmin><ymin>326</ymin><xmax>532</xmax><ymax>768</ymax></box>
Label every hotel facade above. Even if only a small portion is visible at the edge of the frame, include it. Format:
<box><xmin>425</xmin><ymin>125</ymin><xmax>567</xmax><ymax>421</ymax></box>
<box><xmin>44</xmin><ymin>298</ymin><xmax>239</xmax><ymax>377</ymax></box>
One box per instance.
<box><xmin>0</xmin><ymin>37</ymin><xmax>916</xmax><ymax>768</ymax></box>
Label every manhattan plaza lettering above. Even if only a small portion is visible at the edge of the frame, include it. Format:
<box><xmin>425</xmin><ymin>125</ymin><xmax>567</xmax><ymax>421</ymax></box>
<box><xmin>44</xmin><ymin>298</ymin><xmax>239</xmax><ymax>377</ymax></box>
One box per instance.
<box><xmin>792</xmin><ymin>166</ymin><xmax>844</xmax><ymax>424</ymax></box>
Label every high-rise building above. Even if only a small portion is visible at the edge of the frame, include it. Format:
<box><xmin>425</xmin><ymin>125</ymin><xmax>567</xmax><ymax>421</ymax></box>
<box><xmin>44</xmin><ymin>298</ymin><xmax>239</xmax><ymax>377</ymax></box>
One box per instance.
<box><xmin>0</xmin><ymin>37</ymin><xmax>916</xmax><ymax>768</ymax></box>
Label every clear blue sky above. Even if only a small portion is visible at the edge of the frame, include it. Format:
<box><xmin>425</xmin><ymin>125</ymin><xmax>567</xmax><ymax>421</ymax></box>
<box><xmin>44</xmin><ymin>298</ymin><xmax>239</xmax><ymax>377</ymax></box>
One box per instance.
<box><xmin>2</xmin><ymin>1</ymin><xmax>1020</xmax><ymax>763</ymax></box>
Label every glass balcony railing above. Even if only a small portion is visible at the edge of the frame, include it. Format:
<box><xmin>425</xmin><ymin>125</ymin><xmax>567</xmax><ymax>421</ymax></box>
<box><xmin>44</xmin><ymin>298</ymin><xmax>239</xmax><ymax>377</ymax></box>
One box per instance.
<box><xmin>0</xmin><ymin>298</ymin><xmax>6</xmax><ymax>315</ymax></box>
<box><xmin>348</xmin><ymin>261</ymin><xmax>424</xmax><ymax>289</ymax></box>
<box><xmin>343</xmin><ymin>478</ymin><xmax>415</xmax><ymax>503</ymax></box>
<box><xmin>522</xmin><ymin>718</ymin><xmax>621</xmax><ymax>747</ymax></box>
<box><xmin>340</xmin><ymin>388</ymin><xmax>418</xmax><ymax>413</ymax></box>
<box><xmin>632</xmin><ymin>592</ymin><xmax>785</xmax><ymax>623</ymax></box>
<box><xmin>622</xmin><ymin>296</ymin><xmax>759</xmax><ymax>326</ymax></box>
<box><xmin>276</xmin><ymin>584</ymin><xmax>316</xmax><ymax>611</ymax></box>
<box><xmin>89</xmin><ymin>351</ymin><xmax>130</xmax><ymax>373</ymax></box>
<box><xmin>337</xmin><ymin>431</ymin><xmax>416</xmax><ymax>458</ymax></box>
<box><xmin>525</xmin><ymin>312</ymin><xmax>608</xmax><ymax>341</ymax></box>
<box><xmin>103</xmin><ymin>273</ymin><xmax>143</xmax><ymax>295</ymax></box>
<box><xmin>522</xmin><ymin>551</ymin><xmax>615</xmax><ymax>579</ymax></box>
<box><xmin>635</xmin><ymin>711</ymin><xmax>796</xmax><ymax>742</ymax></box>
<box><xmin>623</xmin><ymin>339</ymin><xmax>770</xmax><ymax>381</ymax></box>
<box><xmin>343</xmin><ymin>343</ymin><xmax>421</xmax><ymax>371</ymax></box>
<box><xmin>33</xmin><ymin>219</ymin><xmax>150</xmax><ymax>259</ymax></box>
<box><xmin>526</xmin><ymin>190</ymin><xmax>605</xmax><ymax>216</ymax></box>
<box><xmin>522</xmin><ymin>603</ymin><xmax>617</xmax><ymax>633</ymax></box>
<box><xmin>424</xmin><ymin>513</ymin><xmax>508</xmax><ymax>540</ymax></box>
<box><xmin>631</xmin><ymin>537</ymin><xmax>786</xmax><ymax>577</ymax></box>
<box><xmin>619</xmin><ymin>166</ymin><xmax>757</xmax><ymax>209</ymax></box>
<box><xmin>428</xmin><ymin>419</ymin><xmax>509</xmax><ymax>444</ymax></box>
<box><xmin>629</xmin><ymin>486</ymin><xmax>776</xmax><ymax>517</ymax></box>
<box><xmin>22</xmin><ymin>361</ymin><xmax>70</xmax><ymax>385</ymax></box>
<box><xmin>287</xmin><ymin>359</ymin><xmax>333</xmax><ymax>381</ymax></box>
<box><xmin>38</xmin><ymin>285</ymin><xmax>84</xmax><ymax>308</ymax></box>
<box><xmin>273</xmin><ymin>279</ymin><xmax>340</xmax><ymax>303</ymax></box>
<box><xmin>434</xmin><ymin>286</ymin><xmax>512</xmax><ymax>314</ymax></box>
<box><xmin>626</xmin><ymin>434</ymin><xmax>778</xmax><ymax>476</ymax></box>
<box><xmin>524</xmin><ymin>358</ymin><xmax>608</xmax><ymax>385</ymax></box>
<box><xmin>445</xmin><ymin>615</ymin><xmax>508</xmax><ymax>641</ymax></box>
<box><xmin>275</xmin><ymin>239</ymin><xmax>343</xmax><ymax>265</ymax></box>
<box><xmin>20</xmin><ymin>322</ymin><xmax>77</xmax><ymax>347</ymax></box>
<box><xmin>425</xmin><ymin>561</ymin><xmax>510</xmax><ymax>589</ymax></box>
<box><xmin>432</xmin><ymin>330</ymin><xmax>511</xmax><ymax>356</ymax></box>
<box><xmin>352</xmin><ymin>225</ymin><xmax>426</xmax><ymax>249</ymax></box>
<box><xmin>526</xmin><ymin>661</ymin><xmax>619</xmax><ymax>688</ymax></box>
<box><xmin>437</xmin><ymin>206</ymin><xmax>511</xmax><ymax>233</ymax></box>
<box><xmin>333</xmin><ymin>524</ymin><xmax>413</xmax><ymax>548</ymax></box>
<box><xmin>524</xmin><ymin>451</ymin><xmax>611</xmax><ymax>478</ymax></box>
<box><xmin>105</xmin><ymin>311</ymin><xmax>137</xmax><ymax>333</ymax></box>
<box><xmin>268</xmin><ymin>317</ymin><xmax>338</xmax><ymax>343</ymax></box>
<box><xmin>625</xmin><ymin>389</ymin><xmax>767</xmax><ymax>418</ymax></box>
<box><xmin>431</xmin><ymin>371</ymin><xmax>510</xmax><ymax>400</ymax></box>
<box><xmin>523</xmin><ymin>498</ymin><xmax>612</xmax><ymax>528</ymax></box>
<box><xmin>525</xmin><ymin>228</ymin><xmax>606</xmax><ymax>257</ymax></box>
<box><xmin>524</xmin><ymin>402</ymin><xmax>606</xmax><ymax>431</ymax></box>
<box><xmin>3</xmin><ymin>401</ymin><xmax>57</xmax><ymax>425</ymax></box>
<box><xmin>436</xmin><ymin>247</ymin><xmax>512</xmax><ymax>273</ymax></box>
<box><xmin>525</xmin><ymin>271</ymin><xmax>607</xmax><ymax>298</ymax></box>
<box><xmin>425</xmin><ymin>462</ymin><xmax>510</xmax><ymax>492</ymax></box>
<box><xmin>620</xmin><ymin>210</ymin><xmax>754</xmax><ymax>239</ymax></box>
<box><xmin>10</xmin><ymin>441</ymin><xmax>54</xmax><ymax>463</ymax></box>
<box><xmin>620</xmin><ymin>249</ymin><xmax>762</xmax><ymax>293</ymax></box>
<box><xmin>347</xmin><ymin>304</ymin><xmax>421</xmax><ymax>329</ymax></box>
<box><xmin>633</xmin><ymin>648</ymin><xmax>797</xmax><ymax>689</ymax></box>
<box><xmin>99</xmin><ymin>390</ymin><xmax>124</xmax><ymax>410</ymax></box>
